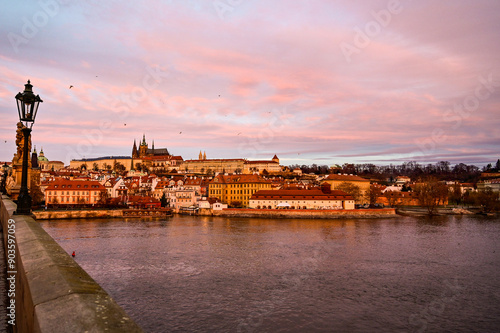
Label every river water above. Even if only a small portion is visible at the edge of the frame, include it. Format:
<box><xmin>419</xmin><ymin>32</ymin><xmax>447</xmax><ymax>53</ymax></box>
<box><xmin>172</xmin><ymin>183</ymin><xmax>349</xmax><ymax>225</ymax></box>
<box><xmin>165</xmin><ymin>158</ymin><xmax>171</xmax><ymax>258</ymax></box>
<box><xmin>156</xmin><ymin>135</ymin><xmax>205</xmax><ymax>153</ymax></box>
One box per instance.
<box><xmin>39</xmin><ymin>215</ymin><xmax>500</xmax><ymax>333</ymax></box>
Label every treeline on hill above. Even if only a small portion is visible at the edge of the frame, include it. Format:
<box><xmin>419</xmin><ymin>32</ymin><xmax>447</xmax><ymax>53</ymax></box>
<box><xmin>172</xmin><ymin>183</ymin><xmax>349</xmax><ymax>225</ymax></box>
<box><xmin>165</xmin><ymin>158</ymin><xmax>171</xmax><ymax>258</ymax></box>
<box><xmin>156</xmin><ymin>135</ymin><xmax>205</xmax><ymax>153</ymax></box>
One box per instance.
<box><xmin>288</xmin><ymin>159</ymin><xmax>500</xmax><ymax>183</ymax></box>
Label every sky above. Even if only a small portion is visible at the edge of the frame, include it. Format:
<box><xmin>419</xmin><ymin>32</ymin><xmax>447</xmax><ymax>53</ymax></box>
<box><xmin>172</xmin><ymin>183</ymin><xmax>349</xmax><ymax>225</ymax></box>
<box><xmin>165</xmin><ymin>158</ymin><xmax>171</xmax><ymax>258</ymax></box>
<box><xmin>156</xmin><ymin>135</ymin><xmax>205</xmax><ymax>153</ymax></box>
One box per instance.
<box><xmin>0</xmin><ymin>0</ymin><xmax>499</xmax><ymax>167</ymax></box>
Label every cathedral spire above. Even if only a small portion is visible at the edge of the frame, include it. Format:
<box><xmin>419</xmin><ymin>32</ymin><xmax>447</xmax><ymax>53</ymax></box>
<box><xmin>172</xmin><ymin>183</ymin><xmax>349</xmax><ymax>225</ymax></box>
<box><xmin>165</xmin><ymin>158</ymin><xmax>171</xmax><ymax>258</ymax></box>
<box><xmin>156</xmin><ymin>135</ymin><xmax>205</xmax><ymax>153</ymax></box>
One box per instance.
<box><xmin>132</xmin><ymin>139</ymin><xmax>139</xmax><ymax>159</ymax></box>
<box><xmin>199</xmin><ymin>150</ymin><xmax>203</xmax><ymax>160</ymax></box>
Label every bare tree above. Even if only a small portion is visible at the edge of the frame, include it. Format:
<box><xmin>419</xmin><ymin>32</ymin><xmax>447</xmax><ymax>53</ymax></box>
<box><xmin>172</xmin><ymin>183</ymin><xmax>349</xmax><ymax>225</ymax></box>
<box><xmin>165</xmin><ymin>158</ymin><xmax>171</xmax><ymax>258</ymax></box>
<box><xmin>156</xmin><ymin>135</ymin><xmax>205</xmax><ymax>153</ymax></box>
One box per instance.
<box><xmin>414</xmin><ymin>178</ymin><xmax>448</xmax><ymax>215</ymax></box>
<box><xmin>336</xmin><ymin>182</ymin><xmax>362</xmax><ymax>203</ymax></box>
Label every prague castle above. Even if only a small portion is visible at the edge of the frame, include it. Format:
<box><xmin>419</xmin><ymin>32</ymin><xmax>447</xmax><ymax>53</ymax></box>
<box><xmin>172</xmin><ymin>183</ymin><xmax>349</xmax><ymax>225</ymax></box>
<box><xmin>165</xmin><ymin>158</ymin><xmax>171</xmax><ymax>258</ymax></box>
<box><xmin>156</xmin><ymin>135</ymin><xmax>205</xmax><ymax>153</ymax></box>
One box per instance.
<box><xmin>70</xmin><ymin>135</ymin><xmax>179</xmax><ymax>172</ymax></box>
<box><xmin>70</xmin><ymin>134</ymin><xmax>282</xmax><ymax>175</ymax></box>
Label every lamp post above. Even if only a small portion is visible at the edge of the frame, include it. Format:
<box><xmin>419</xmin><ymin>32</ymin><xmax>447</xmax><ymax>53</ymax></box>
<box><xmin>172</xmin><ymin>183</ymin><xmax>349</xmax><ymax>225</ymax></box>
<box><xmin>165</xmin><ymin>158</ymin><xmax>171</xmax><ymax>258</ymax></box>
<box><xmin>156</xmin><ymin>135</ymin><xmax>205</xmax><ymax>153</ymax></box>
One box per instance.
<box><xmin>14</xmin><ymin>80</ymin><xmax>42</xmax><ymax>215</ymax></box>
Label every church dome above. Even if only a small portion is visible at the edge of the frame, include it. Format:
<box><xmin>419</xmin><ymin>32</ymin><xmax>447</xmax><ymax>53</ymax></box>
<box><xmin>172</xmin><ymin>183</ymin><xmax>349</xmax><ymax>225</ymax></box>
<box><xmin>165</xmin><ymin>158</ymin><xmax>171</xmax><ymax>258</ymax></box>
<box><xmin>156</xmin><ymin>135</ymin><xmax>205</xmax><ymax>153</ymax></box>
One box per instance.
<box><xmin>38</xmin><ymin>148</ymin><xmax>49</xmax><ymax>162</ymax></box>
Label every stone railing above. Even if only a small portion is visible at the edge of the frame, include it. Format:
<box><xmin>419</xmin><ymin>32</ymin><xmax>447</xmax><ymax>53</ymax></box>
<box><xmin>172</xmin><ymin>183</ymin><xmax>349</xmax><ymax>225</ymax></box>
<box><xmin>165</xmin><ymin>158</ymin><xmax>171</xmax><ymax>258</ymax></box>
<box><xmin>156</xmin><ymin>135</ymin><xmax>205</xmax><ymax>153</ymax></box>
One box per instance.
<box><xmin>0</xmin><ymin>195</ymin><xmax>143</xmax><ymax>332</ymax></box>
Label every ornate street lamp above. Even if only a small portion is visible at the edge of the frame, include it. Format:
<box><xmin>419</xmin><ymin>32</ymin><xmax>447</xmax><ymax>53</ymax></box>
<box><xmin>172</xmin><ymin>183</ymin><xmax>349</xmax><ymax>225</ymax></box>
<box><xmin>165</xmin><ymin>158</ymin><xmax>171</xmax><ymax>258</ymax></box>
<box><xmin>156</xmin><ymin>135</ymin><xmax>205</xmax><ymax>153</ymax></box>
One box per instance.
<box><xmin>14</xmin><ymin>80</ymin><xmax>42</xmax><ymax>214</ymax></box>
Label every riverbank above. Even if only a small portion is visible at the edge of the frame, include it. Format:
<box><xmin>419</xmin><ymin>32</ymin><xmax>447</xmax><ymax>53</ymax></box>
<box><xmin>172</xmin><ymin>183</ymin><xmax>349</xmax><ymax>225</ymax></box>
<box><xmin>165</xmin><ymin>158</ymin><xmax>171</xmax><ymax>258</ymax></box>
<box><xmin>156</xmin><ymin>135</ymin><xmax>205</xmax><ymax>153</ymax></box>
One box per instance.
<box><xmin>33</xmin><ymin>208</ymin><xmax>396</xmax><ymax>220</ymax></box>
<box><xmin>396</xmin><ymin>206</ymin><xmax>498</xmax><ymax>217</ymax></box>
<box><xmin>33</xmin><ymin>208</ymin><xmax>172</xmax><ymax>220</ymax></box>
<box><xmin>34</xmin><ymin>207</ymin><xmax>497</xmax><ymax>220</ymax></box>
<box><xmin>211</xmin><ymin>208</ymin><xmax>397</xmax><ymax>219</ymax></box>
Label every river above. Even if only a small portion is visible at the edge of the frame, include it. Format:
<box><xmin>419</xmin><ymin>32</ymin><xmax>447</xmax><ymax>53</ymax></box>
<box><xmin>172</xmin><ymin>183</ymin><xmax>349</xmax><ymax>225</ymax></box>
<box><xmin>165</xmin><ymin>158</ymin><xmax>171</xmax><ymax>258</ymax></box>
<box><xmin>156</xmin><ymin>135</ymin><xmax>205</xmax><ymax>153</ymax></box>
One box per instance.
<box><xmin>39</xmin><ymin>215</ymin><xmax>500</xmax><ymax>333</ymax></box>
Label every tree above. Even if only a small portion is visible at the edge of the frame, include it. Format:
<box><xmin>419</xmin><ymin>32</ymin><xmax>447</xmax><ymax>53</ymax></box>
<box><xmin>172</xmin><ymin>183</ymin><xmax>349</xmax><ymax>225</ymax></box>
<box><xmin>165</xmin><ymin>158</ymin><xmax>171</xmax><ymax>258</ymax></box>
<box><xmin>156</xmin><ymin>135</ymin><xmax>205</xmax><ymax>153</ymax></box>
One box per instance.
<box><xmin>336</xmin><ymin>182</ymin><xmax>362</xmax><ymax>203</ymax></box>
<box><xmin>472</xmin><ymin>188</ymin><xmax>499</xmax><ymax>213</ymax></box>
<box><xmin>370</xmin><ymin>186</ymin><xmax>382</xmax><ymax>206</ymax></box>
<box><xmin>414</xmin><ymin>179</ymin><xmax>449</xmax><ymax>215</ymax></box>
<box><xmin>341</xmin><ymin>163</ymin><xmax>356</xmax><ymax>175</ymax></box>
<box><xmin>160</xmin><ymin>193</ymin><xmax>168</xmax><ymax>207</ymax></box>
<box><xmin>383</xmin><ymin>191</ymin><xmax>400</xmax><ymax>207</ymax></box>
<box><xmin>93</xmin><ymin>163</ymin><xmax>99</xmax><ymax>171</ymax></box>
<box><xmin>113</xmin><ymin>161</ymin><xmax>126</xmax><ymax>174</ymax></box>
<box><xmin>230</xmin><ymin>200</ymin><xmax>243</xmax><ymax>208</ymax></box>
<box><xmin>98</xmin><ymin>190</ymin><xmax>109</xmax><ymax>206</ymax></box>
<box><xmin>30</xmin><ymin>178</ymin><xmax>44</xmax><ymax>206</ymax></box>
<box><xmin>448</xmin><ymin>183</ymin><xmax>463</xmax><ymax>205</ymax></box>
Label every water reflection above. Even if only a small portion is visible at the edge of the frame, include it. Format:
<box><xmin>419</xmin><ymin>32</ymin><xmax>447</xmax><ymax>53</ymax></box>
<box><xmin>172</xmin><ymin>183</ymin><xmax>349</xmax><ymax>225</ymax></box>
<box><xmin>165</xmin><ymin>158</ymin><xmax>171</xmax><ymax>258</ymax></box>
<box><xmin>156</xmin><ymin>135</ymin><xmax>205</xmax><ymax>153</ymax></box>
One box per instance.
<box><xmin>40</xmin><ymin>215</ymin><xmax>500</xmax><ymax>333</ymax></box>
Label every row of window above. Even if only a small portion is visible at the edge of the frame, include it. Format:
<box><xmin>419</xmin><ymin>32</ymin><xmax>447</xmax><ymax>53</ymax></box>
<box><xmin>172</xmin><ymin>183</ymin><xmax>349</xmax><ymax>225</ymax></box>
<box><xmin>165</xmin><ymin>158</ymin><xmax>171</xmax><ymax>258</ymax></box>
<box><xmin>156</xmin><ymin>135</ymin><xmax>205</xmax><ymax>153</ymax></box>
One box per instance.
<box><xmin>47</xmin><ymin>191</ymin><xmax>100</xmax><ymax>196</ymax></box>
<box><xmin>251</xmin><ymin>200</ymin><xmax>343</xmax><ymax>204</ymax></box>
<box><xmin>47</xmin><ymin>196</ymin><xmax>97</xmax><ymax>203</ymax></box>
<box><xmin>53</xmin><ymin>185</ymin><xmax>98</xmax><ymax>189</ymax></box>
<box><xmin>210</xmin><ymin>184</ymin><xmax>267</xmax><ymax>188</ymax></box>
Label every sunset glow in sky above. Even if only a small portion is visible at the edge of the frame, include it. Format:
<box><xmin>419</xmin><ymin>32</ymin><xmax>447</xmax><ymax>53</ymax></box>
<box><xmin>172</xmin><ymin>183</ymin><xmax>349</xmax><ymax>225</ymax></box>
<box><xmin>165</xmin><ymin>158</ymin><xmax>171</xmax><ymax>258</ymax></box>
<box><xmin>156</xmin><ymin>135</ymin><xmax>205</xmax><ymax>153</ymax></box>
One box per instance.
<box><xmin>1</xmin><ymin>0</ymin><xmax>499</xmax><ymax>166</ymax></box>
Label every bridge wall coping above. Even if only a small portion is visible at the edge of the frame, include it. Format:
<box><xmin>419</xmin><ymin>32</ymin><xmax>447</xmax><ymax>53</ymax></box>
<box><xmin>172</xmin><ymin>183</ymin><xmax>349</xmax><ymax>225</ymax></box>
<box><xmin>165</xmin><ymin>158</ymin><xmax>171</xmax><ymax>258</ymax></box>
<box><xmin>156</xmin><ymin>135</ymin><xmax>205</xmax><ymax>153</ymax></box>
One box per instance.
<box><xmin>1</xmin><ymin>195</ymin><xmax>143</xmax><ymax>332</ymax></box>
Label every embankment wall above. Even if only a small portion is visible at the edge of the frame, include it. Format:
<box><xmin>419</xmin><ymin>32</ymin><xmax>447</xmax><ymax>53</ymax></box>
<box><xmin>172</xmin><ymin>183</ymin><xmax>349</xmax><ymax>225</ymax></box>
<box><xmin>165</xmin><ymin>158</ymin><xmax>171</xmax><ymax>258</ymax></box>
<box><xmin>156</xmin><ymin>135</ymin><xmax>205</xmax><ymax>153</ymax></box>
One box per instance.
<box><xmin>212</xmin><ymin>208</ymin><xmax>396</xmax><ymax>219</ymax></box>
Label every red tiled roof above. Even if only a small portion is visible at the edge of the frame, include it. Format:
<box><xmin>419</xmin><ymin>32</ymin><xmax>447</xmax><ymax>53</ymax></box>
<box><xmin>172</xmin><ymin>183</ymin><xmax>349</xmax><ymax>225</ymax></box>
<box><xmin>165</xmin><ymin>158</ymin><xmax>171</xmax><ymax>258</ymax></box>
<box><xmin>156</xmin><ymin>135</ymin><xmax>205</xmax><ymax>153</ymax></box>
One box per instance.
<box><xmin>45</xmin><ymin>179</ymin><xmax>106</xmax><ymax>191</ymax></box>
<box><xmin>324</xmin><ymin>174</ymin><xmax>370</xmax><ymax>182</ymax></box>
<box><xmin>184</xmin><ymin>178</ymin><xmax>202</xmax><ymax>186</ymax></box>
<box><xmin>244</xmin><ymin>160</ymin><xmax>278</xmax><ymax>164</ymax></box>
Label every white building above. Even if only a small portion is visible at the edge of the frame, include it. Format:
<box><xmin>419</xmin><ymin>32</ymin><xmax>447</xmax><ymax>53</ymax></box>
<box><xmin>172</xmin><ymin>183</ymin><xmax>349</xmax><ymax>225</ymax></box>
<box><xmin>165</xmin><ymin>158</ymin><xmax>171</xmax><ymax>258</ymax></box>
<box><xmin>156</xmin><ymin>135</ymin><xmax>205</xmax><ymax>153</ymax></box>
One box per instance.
<box><xmin>249</xmin><ymin>187</ymin><xmax>355</xmax><ymax>210</ymax></box>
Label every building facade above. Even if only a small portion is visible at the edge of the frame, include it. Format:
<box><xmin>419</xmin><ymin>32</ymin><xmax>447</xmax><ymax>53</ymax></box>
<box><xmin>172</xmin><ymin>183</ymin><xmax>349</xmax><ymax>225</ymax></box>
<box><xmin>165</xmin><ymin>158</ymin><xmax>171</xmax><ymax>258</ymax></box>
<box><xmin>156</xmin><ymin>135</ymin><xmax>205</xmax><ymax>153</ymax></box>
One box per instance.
<box><xmin>249</xmin><ymin>187</ymin><xmax>355</xmax><ymax>210</ymax></box>
<box><xmin>208</xmin><ymin>174</ymin><xmax>272</xmax><ymax>207</ymax></box>
<box><xmin>322</xmin><ymin>174</ymin><xmax>371</xmax><ymax>204</ymax></box>
<box><xmin>243</xmin><ymin>155</ymin><xmax>281</xmax><ymax>174</ymax></box>
<box><xmin>45</xmin><ymin>179</ymin><xmax>106</xmax><ymax>206</ymax></box>
<box><xmin>183</xmin><ymin>158</ymin><xmax>246</xmax><ymax>174</ymax></box>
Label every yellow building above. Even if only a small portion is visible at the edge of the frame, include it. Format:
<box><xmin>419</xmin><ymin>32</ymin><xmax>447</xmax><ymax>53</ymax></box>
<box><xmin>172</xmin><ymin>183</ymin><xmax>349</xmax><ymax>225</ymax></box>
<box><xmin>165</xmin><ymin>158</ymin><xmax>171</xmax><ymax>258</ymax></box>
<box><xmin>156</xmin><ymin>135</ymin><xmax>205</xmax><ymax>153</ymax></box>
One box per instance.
<box><xmin>70</xmin><ymin>156</ymin><xmax>135</xmax><ymax>171</ymax></box>
<box><xmin>208</xmin><ymin>174</ymin><xmax>272</xmax><ymax>207</ymax></box>
<box><xmin>183</xmin><ymin>158</ymin><xmax>246</xmax><ymax>174</ymax></box>
<box><xmin>321</xmin><ymin>174</ymin><xmax>371</xmax><ymax>204</ymax></box>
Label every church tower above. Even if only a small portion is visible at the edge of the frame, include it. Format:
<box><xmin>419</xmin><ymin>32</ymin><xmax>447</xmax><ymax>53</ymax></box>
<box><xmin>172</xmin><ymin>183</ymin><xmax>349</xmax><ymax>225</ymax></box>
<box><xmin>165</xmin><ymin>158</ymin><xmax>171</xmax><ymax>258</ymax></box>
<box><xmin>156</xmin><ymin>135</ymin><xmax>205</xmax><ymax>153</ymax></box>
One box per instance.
<box><xmin>132</xmin><ymin>139</ymin><xmax>139</xmax><ymax>159</ymax></box>
<box><xmin>199</xmin><ymin>151</ymin><xmax>203</xmax><ymax>160</ymax></box>
<box><xmin>139</xmin><ymin>134</ymin><xmax>148</xmax><ymax>157</ymax></box>
<box><xmin>272</xmin><ymin>154</ymin><xmax>279</xmax><ymax>164</ymax></box>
